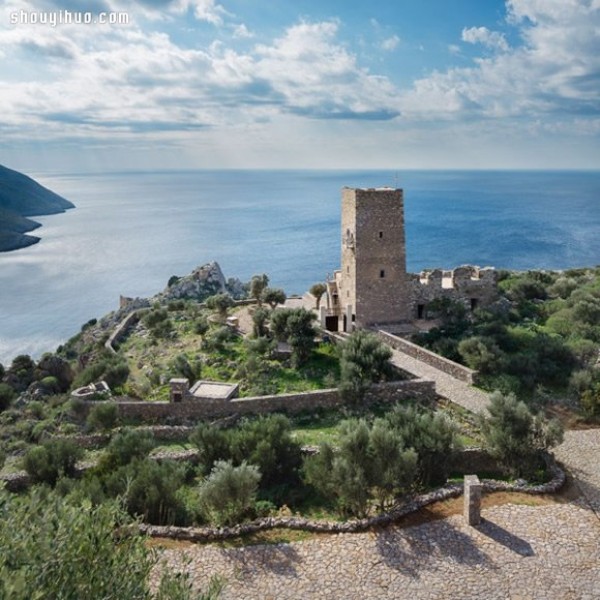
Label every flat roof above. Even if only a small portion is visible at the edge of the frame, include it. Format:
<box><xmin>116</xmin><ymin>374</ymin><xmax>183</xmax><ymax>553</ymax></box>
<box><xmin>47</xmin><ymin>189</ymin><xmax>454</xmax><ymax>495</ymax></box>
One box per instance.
<box><xmin>189</xmin><ymin>380</ymin><xmax>239</xmax><ymax>400</ymax></box>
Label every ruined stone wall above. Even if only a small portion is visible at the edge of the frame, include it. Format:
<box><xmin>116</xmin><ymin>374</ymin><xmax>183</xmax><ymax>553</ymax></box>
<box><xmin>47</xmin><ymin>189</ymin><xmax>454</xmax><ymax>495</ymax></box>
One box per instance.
<box><xmin>377</xmin><ymin>330</ymin><xmax>477</xmax><ymax>384</ymax></box>
<box><xmin>84</xmin><ymin>379</ymin><xmax>436</xmax><ymax>424</ymax></box>
<box><xmin>407</xmin><ymin>265</ymin><xmax>498</xmax><ymax>320</ymax></box>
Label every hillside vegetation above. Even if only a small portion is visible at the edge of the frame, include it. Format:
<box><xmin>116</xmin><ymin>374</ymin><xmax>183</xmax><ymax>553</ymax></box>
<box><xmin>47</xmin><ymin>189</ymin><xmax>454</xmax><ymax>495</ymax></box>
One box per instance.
<box><xmin>413</xmin><ymin>266</ymin><xmax>600</xmax><ymax>418</ymax></box>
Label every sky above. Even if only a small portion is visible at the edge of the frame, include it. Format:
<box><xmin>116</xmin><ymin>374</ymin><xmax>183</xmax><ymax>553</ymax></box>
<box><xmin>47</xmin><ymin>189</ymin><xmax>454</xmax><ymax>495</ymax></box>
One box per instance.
<box><xmin>0</xmin><ymin>0</ymin><xmax>599</xmax><ymax>172</ymax></box>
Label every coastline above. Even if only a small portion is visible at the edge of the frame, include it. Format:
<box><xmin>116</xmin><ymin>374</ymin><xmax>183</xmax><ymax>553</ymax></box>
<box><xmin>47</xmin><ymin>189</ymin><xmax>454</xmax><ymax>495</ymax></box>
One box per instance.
<box><xmin>0</xmin><ymin>231</ymin><xmax>41</xmax><ymax>253</ymax></box>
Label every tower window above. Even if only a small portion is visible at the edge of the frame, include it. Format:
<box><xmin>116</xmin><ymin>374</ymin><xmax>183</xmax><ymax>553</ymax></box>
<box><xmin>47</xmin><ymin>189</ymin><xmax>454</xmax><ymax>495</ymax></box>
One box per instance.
<box><xmin>347</xmin><ymin>266</ymin><xmax>349</xmax><ymax>273</ymax></box>
<box><xmin>380</xmin><ymin>269</ymin><xmax>385</xmax><ymax>278</ymax></box>
<box><xmin>379</xmin><ymin>231</ymin><xmax>383</xmax><ymax>239</ymax></box>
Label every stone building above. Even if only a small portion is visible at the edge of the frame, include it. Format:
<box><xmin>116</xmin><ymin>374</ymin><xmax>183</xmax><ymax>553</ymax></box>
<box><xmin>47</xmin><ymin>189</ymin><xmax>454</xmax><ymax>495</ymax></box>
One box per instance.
<box><xmin>324</xmin><ymin>187</ymin><xmax>498</xmax><ymax>332</ymax></box>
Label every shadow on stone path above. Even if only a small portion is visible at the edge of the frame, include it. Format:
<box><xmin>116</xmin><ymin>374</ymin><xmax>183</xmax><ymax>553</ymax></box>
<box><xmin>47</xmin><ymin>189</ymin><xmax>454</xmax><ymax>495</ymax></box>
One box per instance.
<box><xmin>476</xmin><ymin>519</ymin><xmax>534</xmax><ymax>557</ymax></box>
<box><xmin>374</xmin><ymin>518</ymin><xmax>495</xmax><ymax>579</ymax></box>
<box><xmin>218</xmin><ymin>544</ymin><xmax>302</xmax><ymax>580</ymax></box>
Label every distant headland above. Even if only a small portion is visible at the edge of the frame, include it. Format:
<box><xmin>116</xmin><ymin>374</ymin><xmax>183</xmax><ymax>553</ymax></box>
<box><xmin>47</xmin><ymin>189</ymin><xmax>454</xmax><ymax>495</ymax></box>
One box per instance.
<box><xmin>0</xmin><ymin>164</ymin><xmax>75</xmax><ymax>252</ymax></box>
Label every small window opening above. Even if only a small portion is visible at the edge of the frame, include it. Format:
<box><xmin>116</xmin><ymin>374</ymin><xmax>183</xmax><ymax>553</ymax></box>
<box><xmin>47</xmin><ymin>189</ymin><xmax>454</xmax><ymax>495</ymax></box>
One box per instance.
<box><xmin>470</xmin><ymin>298</ymin><xmax>478</xmax><ymax>311</ymax></box>
<box><xmin>173</xmin><ymin>392</ymin><xmax>182</xmax><ymax>403</ymax></box>
<box><xmin>417</xmin><ymin>304</ymin><xmax>425</xmax><ymax>319</ymax></box>
<box><xmin>379</xmin><ymin>231</ymin><xmax>383</xmax><ymax>239</ymax></box>
<box><xmin>380</xmin><ymin>269</ymin><xmax>385</xmax><ymax>278</ymax></box>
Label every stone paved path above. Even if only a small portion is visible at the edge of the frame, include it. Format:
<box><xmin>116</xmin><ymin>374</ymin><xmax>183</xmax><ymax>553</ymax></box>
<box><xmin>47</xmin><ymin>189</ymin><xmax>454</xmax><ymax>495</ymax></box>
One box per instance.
<box><xmin>157</xmin><ymin>429</ymin><xmax>600</xmax><ymax>600</ymax></box>
<box><xmin>555</xmin><ymin>428</ymin><xmax>600</xmax><ymax>517</ymax></box>
<box><xmin>388</xmin><ymin>348</ymin><xmax>491</xmax><ymax>415</ymax></box>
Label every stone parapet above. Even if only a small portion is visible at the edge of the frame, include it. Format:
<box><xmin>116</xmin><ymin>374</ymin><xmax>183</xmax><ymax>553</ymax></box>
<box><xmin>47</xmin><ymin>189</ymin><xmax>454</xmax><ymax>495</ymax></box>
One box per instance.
<box><xmin>377</xmin><ymin>330</ymin><xmax>477</xmax><ymax>384</ymax></box>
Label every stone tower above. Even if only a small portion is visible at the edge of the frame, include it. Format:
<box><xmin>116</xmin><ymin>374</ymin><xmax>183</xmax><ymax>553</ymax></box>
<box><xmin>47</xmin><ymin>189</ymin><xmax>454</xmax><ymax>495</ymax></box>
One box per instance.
<box><xmin>336</xmin><ymin>187</ymin><xmax>410</xmax><ymax>329</ymax></box>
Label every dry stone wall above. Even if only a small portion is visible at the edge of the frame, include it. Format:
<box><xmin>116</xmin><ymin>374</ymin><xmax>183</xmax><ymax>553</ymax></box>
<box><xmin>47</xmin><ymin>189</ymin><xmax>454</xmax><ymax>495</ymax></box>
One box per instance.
<box><xmin>83</xmin><ymin>380</ymin><xmax>436</xmax><ymax>424</ymax></box>
<box><xmin>377</xmin><ymin>330</ymin><xmax>477</xmax><ymax>384</ymax></box>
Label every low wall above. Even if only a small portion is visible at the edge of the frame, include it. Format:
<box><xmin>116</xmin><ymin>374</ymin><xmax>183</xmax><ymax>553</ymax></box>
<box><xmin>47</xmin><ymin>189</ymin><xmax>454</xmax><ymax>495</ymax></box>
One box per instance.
<box><xmin>85</xmin><ymin>379</ymin><xmax>436</xmax><ymax>424</ymax></box>
<box><xmin>139</xmin><ymin>460</ymin><xmax>565</xmax><ymax>542</ymax></box>
<box><xmin>377</xmin><ymin>330</ymin><xmax>477</xmax><ymax>384</ymax></box>
<box><xmin>105</xmin><ymin>310</ymin><xmax>142</xmax><ymax>353</ymax></box>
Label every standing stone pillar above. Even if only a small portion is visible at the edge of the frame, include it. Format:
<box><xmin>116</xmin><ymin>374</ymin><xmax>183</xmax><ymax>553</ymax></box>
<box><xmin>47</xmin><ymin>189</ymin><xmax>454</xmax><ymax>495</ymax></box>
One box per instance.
<box><xmin>464</xmin><ymin>475</ymin><xmax>482</xmax><ymax>526</ymax></box>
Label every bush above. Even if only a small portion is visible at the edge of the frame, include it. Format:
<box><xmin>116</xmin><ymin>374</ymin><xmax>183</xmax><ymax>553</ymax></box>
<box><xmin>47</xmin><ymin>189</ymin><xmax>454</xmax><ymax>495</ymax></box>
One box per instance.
<box><xmin>304</xmin><ymin>418</ymin><xmax>417</xmax><ymax>517</ymax></box>
<box><xmin>190</xmin><ymin>415</ymin><xmax>303</xmax><ymax>489</ymax></box>
<box><xmin>480</xmin><ymin>391</ymin><xmax>563</xmax><ymax>478</ymax></box>
<box><xmin>0</xmin><ymin>488</ymin><xmax>218</xmax><ymax>600</ymax></box>
<box><xmin>124</xmin><ymin>460</ymin><xmax>186</xmax><ymax>525</ymax></box>
<box><xmin>458</xmin><ymin>336</ymin><xmax>506</xmax><ymax>374</ymax></box>
<box><xmin>269</xmin><ymin>308</ymin><xmax>316</xmax><ymax>367</ymax></box>
<box><xmin>97</xmin><ymin>429</ymin><xmax>154</xmax><ymax>472</ymax></box>
<box><xmin>385</xmin><ymin>405</ymin><xmax>459</xmax><ymax>486</ymax></box>
<box><xmin>190</xmin><ymin>423</ymin><xmax>231</xmax><ymax>476</ymax></box>
<box><xmin>194</xmin><ymin>316</ymin><xmax>210</xmax><ymax>336</ymax></box>
<box><xmin>23</xmin><ymin>438</ymin><xmax>84</xmax><ymax>486</ymax></box>
<box><xmin>86</xmin><ymin>402</ymin><xmax>119</xmax><ymax>432</ymax></box>
<box><xmin>338</xmin><ymin>330</ymin><xmax>393</xmax><ymax>402</ymax></box>
<box><xmin>198</xmin><ymin>460</ymin><xmax>261</xmax><ymax>526</ymax></box>
<box><xmin>205</xmin><ymin>293</ymin><xmax>234</xmax><ymax>319</ymax></box>
<box><xmin>0</xmin><ymin>383</ymin><xmax>15</xmax><ymax>412</ymax></box>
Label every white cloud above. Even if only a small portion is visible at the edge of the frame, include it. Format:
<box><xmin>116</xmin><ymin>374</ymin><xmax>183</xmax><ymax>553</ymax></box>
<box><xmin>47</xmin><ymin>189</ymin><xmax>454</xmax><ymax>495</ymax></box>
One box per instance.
<box><xmin>380</xmin><ymin>34</ymin><xmax>400</xmax><ymax>52</ymax></box>
<box><xmin>461</xmin><ymin>26</ymin><xmax>509</xmax><ymax>52</ymax></box>
<box><xmin>401</xmin><ymin>0</ymin><xmax>600</xmax><ymax>123</ymax></box>
<box><xmin>232</xmin><ymin>23</ymin><xmax>253</xmax><ymax>39</ymax></box>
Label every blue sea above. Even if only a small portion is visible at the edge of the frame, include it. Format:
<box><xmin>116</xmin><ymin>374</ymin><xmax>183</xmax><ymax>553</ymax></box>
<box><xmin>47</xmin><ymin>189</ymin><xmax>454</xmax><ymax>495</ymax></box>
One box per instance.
<box><xmin>1</xmin><ymin>169</ymin><xmax>599</xmax><ymax>364</ymax></box>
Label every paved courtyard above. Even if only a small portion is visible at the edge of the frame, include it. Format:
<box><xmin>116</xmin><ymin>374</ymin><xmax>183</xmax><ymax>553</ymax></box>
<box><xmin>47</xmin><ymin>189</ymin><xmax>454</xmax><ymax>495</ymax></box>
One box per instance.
<box><xmin>158</xmin><ymin>429</ymin><xmax>600</xmax><ymax>600</ymax></box>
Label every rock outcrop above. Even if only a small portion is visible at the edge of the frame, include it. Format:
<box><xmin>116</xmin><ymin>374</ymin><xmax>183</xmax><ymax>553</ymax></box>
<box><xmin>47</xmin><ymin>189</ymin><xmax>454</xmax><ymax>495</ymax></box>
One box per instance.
<box><xmin>159</xmin><ymin>261</ymin><xmax>246</xmax><ymax>302</ymax></box>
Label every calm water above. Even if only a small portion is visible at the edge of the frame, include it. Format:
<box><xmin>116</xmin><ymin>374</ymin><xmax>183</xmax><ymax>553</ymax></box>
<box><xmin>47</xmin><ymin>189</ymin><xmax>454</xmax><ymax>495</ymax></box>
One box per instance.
<box><xmin>1</xmin><ymin>169</ymin><xmax>599</xmax><ymax>364</ymax></box>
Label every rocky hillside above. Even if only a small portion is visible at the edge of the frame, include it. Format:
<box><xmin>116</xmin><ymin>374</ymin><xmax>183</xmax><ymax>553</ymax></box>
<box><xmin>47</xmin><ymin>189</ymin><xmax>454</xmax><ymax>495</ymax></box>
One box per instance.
<box><xmin>0</xmin><ymin>164</ymin><xmax>75</xmax><ymax>252</ymax></box>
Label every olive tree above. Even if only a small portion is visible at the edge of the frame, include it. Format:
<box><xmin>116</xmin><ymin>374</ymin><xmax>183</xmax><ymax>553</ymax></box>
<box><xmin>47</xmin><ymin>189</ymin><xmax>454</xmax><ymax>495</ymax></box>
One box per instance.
<box><xmin>198</xmin><ymin>460</ymin><xmax>261</xmax><ymax>526</ymax></box>
<box><xmin>338</xmin><ymin>330</ymin><xmax>393</xmax><ymax>402</ymax></box>
<box><xmin>480</xmin><ymin>391</ymin><xmax>563</xmax><ymax>478</ymax></box>
<box><xmin>309</xmin><ymin>283</ymin><xmax>327</xmax><ymax>310</ymax></box>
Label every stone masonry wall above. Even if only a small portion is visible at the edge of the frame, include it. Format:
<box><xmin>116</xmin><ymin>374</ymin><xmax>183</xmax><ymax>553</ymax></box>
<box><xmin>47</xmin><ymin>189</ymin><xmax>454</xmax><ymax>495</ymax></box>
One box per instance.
<box><xmin>84</xmin><ymin>379</ymin><xmax>436</xmax><ymax>424</ymax></box>
<box><xmin>407</xmin><ymin>265</ymin><xmax>498</xmax><ymax>320</ymax></box>
<box><xmin>377</xmin><ymin>330</ymin><xmax>477</xmax><ymax>384</ymax></box>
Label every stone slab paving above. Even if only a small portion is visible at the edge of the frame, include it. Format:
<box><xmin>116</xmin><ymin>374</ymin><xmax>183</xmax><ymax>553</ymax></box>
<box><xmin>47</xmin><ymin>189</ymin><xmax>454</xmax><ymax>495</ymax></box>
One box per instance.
<box><xmin>388</xmin><ymin>348</ymin><xmax>491</xmax><ymax>415</ymax></box>
<box><xmin>157</xmin><ymin>502</ymin><xmax>600</xmax><ymax>599</ymax></box>
<box><xmin>555</xmin><ymin>429</ymin><xmax>600</xmax><ymax>517</ymax></box>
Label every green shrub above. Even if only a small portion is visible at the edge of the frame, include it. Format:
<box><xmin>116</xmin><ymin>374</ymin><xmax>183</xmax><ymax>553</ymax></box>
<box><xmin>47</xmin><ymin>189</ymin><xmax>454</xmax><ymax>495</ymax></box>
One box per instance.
<box><xmin>479</xmin><ymin>391</ymin><xmax>563</xmax><ymax>478</ymax></box>
<box><xmin>303</xmin><ymin>418</ymin><xmax>417</xmax><ymax>517</ymax></box>
<box><xmin>385</xmin><ymin>404</ymin><xmax>460</xmax><ymax>486</ymax></box>
<box><xmin>97</xmin><ymin>429</ymin><xmax>154</xmax><ymax>472</ymax></box>
<box><xmin>338</xmin><ymin>330</ymin><xmax>393</xmax><ymax>402</ymax></box>
<box><xmin>0</xmin><ymin>383</ymin><xmax>16</xmax><ymax>412</ymax></box>
<box><xmin>23</xmin><ymin>438</ymin><xmax>84</xmax><ymax>486</ymax></box>
<box><xmin>194</xmin><ymin>316</ymin><xmax>210</xmax><ymax>336</ymax></box>
<box><xmin>87</xmin><ymin>402</ymin><xmax>119</xmax><ymax>432</ymax></box>
<box><xmin>0</xmin><ymin>488</ymin><xmax>218</xmax><ymax>600</ymax></box>
<box><xmin>198</xmin><ymin>460</ymin><xmax>261</xmax><ymax>526</ymax></box>
<box><xmin>124</xmin><ymin>459</ymin><xmax>186</xmax><ymax>525</ymax></box>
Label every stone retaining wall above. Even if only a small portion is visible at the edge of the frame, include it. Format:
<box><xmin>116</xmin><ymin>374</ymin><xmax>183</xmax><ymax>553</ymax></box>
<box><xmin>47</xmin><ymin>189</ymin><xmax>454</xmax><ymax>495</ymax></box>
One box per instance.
<box><xmin>105</xmin><ymin>310</ymin><xmax>142</xmax><ymax>353</ymax></box>
<box><xmin>139</xmin><ymin>460</ymin><xmax>565</xmax><ymax>542</ymax></box>
<box><xmin>377</xmin><ymin>330</ymin><xmax>477</xmax><ymax>384</ymax></box>
<box><xmin>84</xmin><ymin>380</ymin><xmax>436</xmax><ymax>424</ymax></box>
